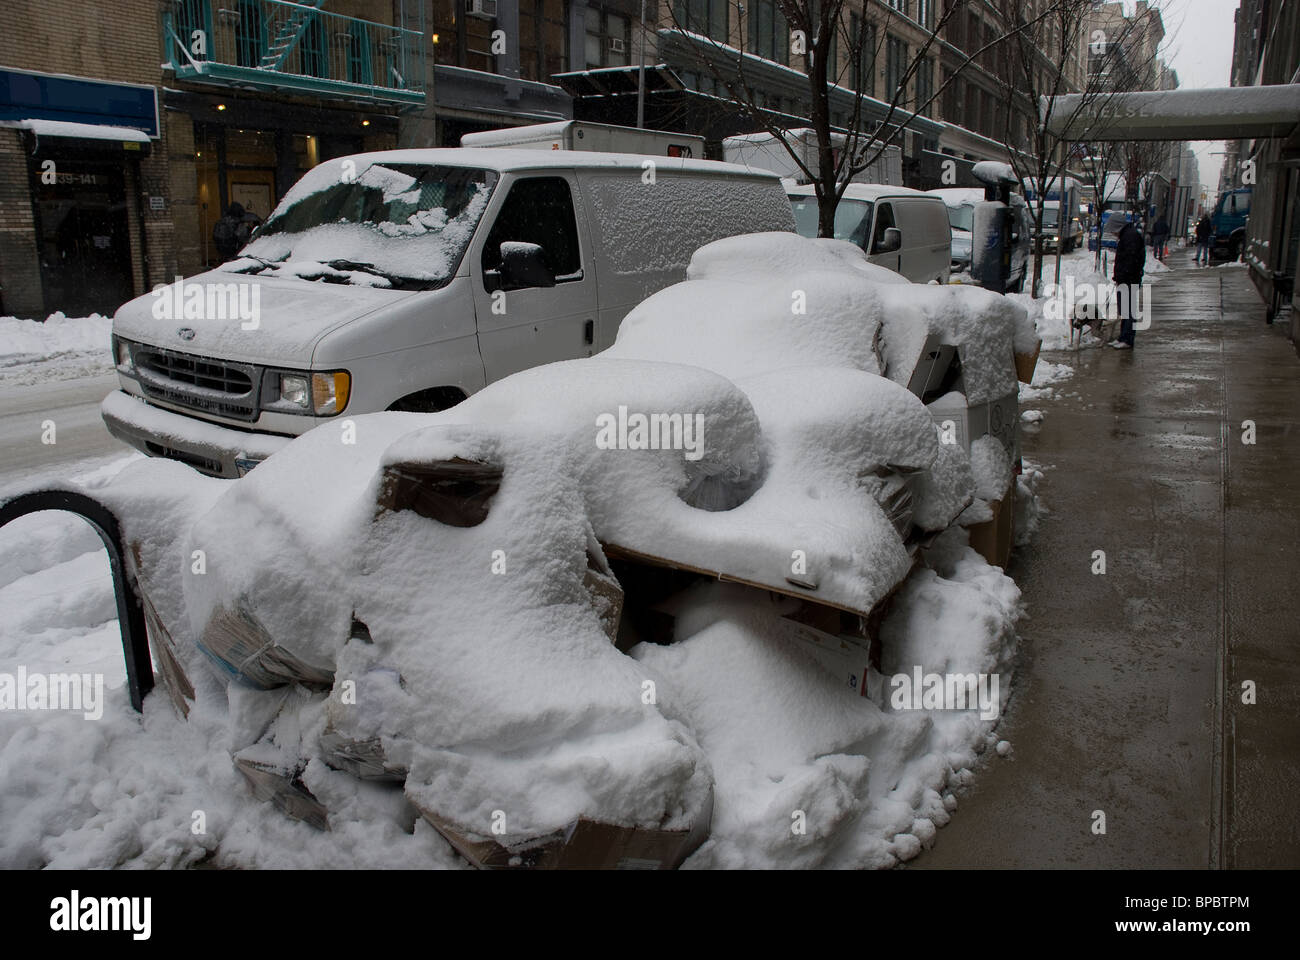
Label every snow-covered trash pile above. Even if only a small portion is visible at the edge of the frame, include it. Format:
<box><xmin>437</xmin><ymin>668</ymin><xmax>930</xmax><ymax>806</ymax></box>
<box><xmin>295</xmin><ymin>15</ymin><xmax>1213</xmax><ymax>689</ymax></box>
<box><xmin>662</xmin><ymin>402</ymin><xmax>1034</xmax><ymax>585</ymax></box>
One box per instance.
<box><xmin>1</xmin><ymin>232</ymin><xmax>1031</xmax><ymax>870</ymax></box>
<box><xmin>0</xmin><ymin>312</ymin><xmax>112</xmax><ymax>385</ymax></box>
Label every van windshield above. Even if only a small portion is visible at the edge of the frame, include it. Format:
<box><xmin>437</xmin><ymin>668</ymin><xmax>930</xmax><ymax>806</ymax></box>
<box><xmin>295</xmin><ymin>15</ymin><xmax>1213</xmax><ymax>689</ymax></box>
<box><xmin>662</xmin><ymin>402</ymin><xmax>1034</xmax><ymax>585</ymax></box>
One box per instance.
<box><xmin>789</xmin><ymin>195</ymin><xmax>874</xmax><ymax>247</ymax></box>
<box><xmin>232</xmin><ymin>163</ymin><xmax>498</xmax><ymax>290</ymax></box>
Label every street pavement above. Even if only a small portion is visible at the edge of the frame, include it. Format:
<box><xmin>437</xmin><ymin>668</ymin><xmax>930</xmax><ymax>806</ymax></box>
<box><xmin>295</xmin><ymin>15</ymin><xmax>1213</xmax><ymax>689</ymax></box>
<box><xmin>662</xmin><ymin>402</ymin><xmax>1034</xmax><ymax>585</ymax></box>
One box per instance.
<box><xmin>0</xmin><ymin>372</ymin><xmax>129</xmax><ymax>491</ymax></box>
<box><xmin>915</xmin><ymin>249</ymin><xmax>1300</xmax><ymax>868</ymax></box>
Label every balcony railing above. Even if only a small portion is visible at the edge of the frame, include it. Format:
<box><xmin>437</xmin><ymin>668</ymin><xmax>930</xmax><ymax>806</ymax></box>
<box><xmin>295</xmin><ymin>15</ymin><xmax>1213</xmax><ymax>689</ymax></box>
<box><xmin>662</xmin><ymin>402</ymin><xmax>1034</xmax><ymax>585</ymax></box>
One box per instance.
<box><xmin>162</xmin><ymin>0</ymin><xmax>425</xmax><ymax>104</ymax></box>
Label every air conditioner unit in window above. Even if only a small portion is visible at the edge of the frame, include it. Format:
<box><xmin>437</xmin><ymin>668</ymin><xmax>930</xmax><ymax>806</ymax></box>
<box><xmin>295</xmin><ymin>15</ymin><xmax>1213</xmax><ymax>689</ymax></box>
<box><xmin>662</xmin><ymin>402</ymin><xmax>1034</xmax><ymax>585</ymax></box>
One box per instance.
<box><xmin>466</xmin><ymin>0</ymin><xmax>497</xmax><ymax>19</ymax></box>
<box><xmin>608</xmin><ymin>37</ymin><xmax>626</xmax><ymax>53</ymax></box>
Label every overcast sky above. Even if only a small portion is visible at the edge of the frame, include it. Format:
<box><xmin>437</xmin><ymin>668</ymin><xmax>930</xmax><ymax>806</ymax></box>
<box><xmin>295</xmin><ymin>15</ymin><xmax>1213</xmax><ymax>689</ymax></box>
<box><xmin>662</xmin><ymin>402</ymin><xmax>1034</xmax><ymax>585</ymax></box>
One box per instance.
<box><xmin>1156</xmin><ymin>0</ymin><xmax>1242</xmax><ymax>193</ymax></box>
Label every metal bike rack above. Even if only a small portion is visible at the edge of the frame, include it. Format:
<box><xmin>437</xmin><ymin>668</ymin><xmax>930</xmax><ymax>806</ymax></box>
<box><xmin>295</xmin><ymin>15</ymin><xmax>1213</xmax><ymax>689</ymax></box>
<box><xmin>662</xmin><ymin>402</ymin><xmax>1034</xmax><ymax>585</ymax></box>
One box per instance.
<box><xmin>0</xmin><ymin>489</ymin><xmax>154</xmax><ymax>712</ymax></box>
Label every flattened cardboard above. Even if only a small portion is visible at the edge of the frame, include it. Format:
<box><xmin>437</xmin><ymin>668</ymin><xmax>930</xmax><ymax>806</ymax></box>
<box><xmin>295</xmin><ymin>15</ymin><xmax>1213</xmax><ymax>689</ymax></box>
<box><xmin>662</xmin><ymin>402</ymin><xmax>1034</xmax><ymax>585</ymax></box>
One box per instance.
<box><xmin>199</xmin><ymin>606</ymin><xmax>335</xmax><ymax>690</ymax></box>
<box><xmin>376</xmin><ymin>458</ymin><xmax>502</xmax><ymax>527</ymax></box>
<box><xmin>234</xmin><ymin>755</ymin><xmax>330</xmax><ymax>832</ymax></box>
<box><xmin>415</xmin><ymin>789</ymin><xmax>713</xmax><ymax>870</ymax></box>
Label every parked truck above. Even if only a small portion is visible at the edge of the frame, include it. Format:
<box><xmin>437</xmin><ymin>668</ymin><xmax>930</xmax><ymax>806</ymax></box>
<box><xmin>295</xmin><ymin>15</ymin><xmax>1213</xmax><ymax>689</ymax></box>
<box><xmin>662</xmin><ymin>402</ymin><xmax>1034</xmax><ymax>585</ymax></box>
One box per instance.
<box><xmin>461</xmin><ymin>121</ymin><xmax>705</xmax><ymax>158</ymax></box>
<box><xmin>1022</xmin><ymin>175</ymin><xmax>1083</xmax><ymax>252</ymax></box>
<box><xmin>1209</xmin><ymin>186</ymin><xmax>1252</xmax><ymax>261</ymax></box>
<box><xmin>722</xmin><ymin>129</ymin><xmax>904</xmax><ymax>186</ymax></box>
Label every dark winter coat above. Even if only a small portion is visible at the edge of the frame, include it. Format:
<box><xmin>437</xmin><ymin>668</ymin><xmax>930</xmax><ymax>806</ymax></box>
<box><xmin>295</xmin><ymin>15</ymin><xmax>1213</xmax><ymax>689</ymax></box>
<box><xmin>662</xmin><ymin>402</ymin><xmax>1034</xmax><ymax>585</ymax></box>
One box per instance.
<box><xmin>1113</xmin><ymin>222</ymin><xmax>1146</xmax><ymax>284</ymax></box>
<box><xmin>1195</xmin><ymin>215</ymin><xmax>1213</xmax><ymax>242</ymax></box>
<box><xmin>1153</xmin><ymin>218</ymin><xmax>1169</xmax><ymax>241</ymax></box>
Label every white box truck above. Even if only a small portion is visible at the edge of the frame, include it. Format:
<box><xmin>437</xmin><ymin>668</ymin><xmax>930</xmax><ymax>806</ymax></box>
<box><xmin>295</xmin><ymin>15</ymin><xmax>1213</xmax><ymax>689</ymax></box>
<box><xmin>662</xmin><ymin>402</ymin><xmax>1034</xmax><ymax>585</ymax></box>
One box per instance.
<box><xmin>102</xmin><ymin>148</ymin><xmax>793</xmax><ymax>478</ymax></box>
<box><xmin>721</xmin><ymin>129</ymin><xmax>903</xmax><ymax>186</ymax></box>
<box><xmin>462</xmin><ymin>121</ymin><xmax>705</xmax><ymax>159</ymax></box>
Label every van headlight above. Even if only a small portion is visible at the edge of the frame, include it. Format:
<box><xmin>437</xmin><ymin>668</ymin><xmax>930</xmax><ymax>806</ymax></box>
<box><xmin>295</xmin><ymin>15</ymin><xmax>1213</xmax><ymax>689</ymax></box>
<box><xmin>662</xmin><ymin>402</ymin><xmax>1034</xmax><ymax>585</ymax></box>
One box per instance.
<box><xmin>265</xmin><ymin>370</ymin><xmax>350</xmax><ymax>415</ymax></box>
<box><xmin>113</xmin><ymin>336</ymin><xmax>135</xmax><ymax>372</ymax></box>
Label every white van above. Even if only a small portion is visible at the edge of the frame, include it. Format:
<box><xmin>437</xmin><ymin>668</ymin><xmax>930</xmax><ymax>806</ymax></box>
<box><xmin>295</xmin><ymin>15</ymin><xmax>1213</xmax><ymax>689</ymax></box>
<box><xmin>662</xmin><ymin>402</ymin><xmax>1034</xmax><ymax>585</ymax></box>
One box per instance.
<box><xmin>103</xmin><ymin>148</ymin><xmax>794</xmax><ymax>478</ymax></box>
<box><xmin>786</xmin><ymin>184</ymin><xmax>951</xmax><ymax>283</ymax></box>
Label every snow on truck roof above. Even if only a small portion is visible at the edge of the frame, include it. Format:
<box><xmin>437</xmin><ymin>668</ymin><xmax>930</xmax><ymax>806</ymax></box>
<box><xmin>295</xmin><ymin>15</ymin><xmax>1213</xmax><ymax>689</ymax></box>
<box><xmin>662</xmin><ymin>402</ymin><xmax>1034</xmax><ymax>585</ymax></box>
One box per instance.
<box><xmin>926</xmin><ymin>187</ymin><xmax>986</xmax><ymax>208</ymax></box>
<box><xmin>786</xmin><ymin>182</ymin><xmax>939</xmax><ymax>202</ymax></box>
<box><xmin>301</xmin><ymin>147</ymin><xmax>778</xmax><ymax>179</ymax></box>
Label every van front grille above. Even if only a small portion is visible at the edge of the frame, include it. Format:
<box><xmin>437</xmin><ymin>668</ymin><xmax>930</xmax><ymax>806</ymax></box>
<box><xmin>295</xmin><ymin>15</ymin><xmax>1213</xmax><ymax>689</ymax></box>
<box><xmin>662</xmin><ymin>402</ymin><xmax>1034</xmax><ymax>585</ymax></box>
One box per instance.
<box><xmin>133</xmin><ymin>346</ymin><xmax>259</xmax><ymax>422</ymax></box>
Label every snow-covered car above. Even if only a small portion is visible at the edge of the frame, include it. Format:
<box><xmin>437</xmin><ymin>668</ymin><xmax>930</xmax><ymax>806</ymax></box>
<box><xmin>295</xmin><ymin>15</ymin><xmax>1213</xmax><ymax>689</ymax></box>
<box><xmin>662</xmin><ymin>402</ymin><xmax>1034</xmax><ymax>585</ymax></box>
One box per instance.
<box><xmin>787</xmin><ymin>184</ymin><xmax>952</xmax><ymax>284</ymax></box>
<box><xmin>102</xmin><ymin>148</ymin><xmax>795</xmax><ymax>479</ymax></box>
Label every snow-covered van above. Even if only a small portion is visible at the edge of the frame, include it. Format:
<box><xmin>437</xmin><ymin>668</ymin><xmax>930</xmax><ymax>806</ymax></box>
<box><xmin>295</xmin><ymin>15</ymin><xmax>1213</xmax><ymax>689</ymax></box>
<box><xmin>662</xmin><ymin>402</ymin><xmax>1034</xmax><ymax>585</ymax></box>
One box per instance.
<box><xmin>786</xmin><ymin>184</ymin><xmax>951</xmax><ymax>284</ymax></box>
<box><xmin>102</xmin><ymin>148</ymin><xmax>795</xmax><ymax>478</ymax></box>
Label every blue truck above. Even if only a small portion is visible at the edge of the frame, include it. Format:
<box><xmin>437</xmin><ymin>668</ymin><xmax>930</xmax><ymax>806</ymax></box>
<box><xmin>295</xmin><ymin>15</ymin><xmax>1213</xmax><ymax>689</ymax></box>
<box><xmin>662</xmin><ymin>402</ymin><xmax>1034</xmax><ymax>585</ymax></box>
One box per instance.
<box><xmin>1209</xmin><ymin>187</ymin><xmax>1252</xmax><ymax>261</ymax></box>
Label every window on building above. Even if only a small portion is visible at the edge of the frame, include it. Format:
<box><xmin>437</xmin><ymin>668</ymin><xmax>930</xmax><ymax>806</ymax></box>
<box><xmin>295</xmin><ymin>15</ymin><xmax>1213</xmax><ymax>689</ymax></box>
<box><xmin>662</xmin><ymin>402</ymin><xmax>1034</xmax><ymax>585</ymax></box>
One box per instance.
<box><xmin>346</xmin><ymin>21</ymin><xmax>373</xmax><ymax>84</ymax></box>
<box><xmin>917</xmin><ymin>0</ymin><xmax>933</xmax><ymax>30</ymax></box>
<box><xmin>886</xmin><ymin>0</ymin><xmax>908</xmax><ymax>14</ymax></box>
<box><xmin>584</xmin><ymin>4</ymin><xmax>633</xmax><ymax>69</ymax></box>
<box><xmin>849</xmin><ymin>13</ymin><xmax>876</xmax><ymax>96</ymax></box>
<box><xmin>885</xmin><ymin>35</ymin><xmax>908</xmax><ymax>102</ymax></box>
<box><xmin>235</xmin><ymin>0</ymin><xmax>265</xmax><ymax>69</ymax></box>
<box><xmin>916</xmin><ymin>56</ymin><xmax>932</xmax><ymax>115</ymax></box>
<box><xmin>519</xmin><ymin>0</ymin><xmax>570</xmax><ymax>82</ymax></box>
<box><xmin>300</xmin><ymin>16</ymin><xmax>328</xmax><ymax>78</ymax></box>
<box><xmin>749</xmin><ymin>0</ymin><xmax>789</xmax><ymax>64</ymax></box>
<box><xmin>942</xmin><ymin>69</ymin><xmax>958</xmax><ymax>120</ymax></box>
<box><xmin>674</xmin><ymin>0</ymin><xmax>729</xmax><ymax>43</ymax></box>
<box><xmin>175</xmin><ymin>0</ymin><xmax>212</xmax><ymax>61</ymax></box>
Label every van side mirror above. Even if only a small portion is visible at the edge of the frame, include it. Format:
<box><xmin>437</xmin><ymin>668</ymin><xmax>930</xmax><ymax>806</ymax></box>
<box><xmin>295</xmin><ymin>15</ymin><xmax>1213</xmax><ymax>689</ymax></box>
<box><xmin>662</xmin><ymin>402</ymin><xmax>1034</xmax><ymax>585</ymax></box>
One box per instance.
<box><xmin>875</xmin><ymin>227</ymin><xmax>902</xmax><ymax>254</ymax></box>
<box><xmin>495</xmin><ymin>241</ymin><xmax>555</xmax><ymax>291</ymax></box>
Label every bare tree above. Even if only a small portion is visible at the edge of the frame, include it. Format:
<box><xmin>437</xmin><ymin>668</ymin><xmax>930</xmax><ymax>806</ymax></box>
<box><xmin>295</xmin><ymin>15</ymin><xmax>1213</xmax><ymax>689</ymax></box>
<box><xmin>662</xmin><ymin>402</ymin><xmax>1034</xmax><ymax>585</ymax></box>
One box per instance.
<box><xmin>995</xmin><ymin>0</ymin><xmax>1169</xmax><ymax>293</ymax></box>
<box><xmin>660</xmin><ymin>0</ymin><xmax>1051</xmax><ymax>238</ymax></box>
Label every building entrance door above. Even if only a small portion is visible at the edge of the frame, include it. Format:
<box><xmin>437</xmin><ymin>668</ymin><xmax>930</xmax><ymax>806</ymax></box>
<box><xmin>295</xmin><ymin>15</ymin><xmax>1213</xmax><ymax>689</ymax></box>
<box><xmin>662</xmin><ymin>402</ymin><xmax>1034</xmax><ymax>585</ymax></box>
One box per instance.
<box><xmin>32</xmin><ymin>162</ymin><xmax>134</xmax><ymax>317</ymax></box>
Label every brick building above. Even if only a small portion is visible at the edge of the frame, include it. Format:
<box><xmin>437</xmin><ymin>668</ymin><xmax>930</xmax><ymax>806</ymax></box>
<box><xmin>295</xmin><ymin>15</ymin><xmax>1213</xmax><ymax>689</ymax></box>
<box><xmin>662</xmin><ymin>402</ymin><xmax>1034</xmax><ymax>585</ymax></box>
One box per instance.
<box><xmin>0</xmin><ymin>0</ymin><xmax>413</xmax><ymax>318</ymax></box>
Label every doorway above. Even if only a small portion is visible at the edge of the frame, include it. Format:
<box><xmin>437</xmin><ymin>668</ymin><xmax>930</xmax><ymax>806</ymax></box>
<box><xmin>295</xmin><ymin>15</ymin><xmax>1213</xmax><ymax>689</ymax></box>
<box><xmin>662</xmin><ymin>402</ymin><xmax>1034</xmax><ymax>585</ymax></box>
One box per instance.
<box><xmin>31</xmin><ymin>161</ymin><xmax>134</xmax><ymax>317</ymax></box>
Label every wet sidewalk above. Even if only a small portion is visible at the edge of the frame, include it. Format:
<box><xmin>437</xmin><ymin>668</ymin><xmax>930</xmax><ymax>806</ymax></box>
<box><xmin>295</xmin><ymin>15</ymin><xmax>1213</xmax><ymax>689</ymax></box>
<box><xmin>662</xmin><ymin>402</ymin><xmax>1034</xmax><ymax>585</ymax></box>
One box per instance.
<box><xmin>916</xmin><ymin>248</ymin><xmax>1300</xmax><ymax>869</ymax></box>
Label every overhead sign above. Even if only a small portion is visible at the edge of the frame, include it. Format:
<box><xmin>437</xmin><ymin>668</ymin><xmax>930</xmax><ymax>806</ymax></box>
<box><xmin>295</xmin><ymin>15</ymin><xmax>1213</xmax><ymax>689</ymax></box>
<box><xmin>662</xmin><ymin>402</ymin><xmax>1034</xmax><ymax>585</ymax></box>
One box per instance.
<box><xmin>1041</xmin><ymin>85</ymin><xmax>1300</xmax><ymax>142</ymax></box>
<box><xmin>0</xmin><ymin>67</ymin><xmax>159</xmax><ymax>138</ymax></box>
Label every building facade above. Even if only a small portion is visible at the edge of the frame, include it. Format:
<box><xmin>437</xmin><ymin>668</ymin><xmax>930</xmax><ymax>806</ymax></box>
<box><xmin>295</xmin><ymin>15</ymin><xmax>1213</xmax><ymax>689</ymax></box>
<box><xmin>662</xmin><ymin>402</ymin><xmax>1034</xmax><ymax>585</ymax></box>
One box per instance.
<box><xmin>1225</xmin><ymin>0</ymin><xmax>1300</xmax><ymax>332</ymax></box>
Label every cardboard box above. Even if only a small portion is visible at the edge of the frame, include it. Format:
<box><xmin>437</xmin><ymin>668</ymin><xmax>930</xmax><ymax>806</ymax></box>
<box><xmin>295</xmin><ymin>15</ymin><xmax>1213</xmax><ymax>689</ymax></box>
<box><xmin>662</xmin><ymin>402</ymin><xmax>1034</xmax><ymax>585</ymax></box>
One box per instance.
<box><xmin>964</xmin><ymin>481</ymin><xmax>1016</xmax><ymax>568</ymax></box>
<box><xmin>1014</xmin><ymin>340</ymin><xmax>1042</xmax><ymax>383</ymax></box>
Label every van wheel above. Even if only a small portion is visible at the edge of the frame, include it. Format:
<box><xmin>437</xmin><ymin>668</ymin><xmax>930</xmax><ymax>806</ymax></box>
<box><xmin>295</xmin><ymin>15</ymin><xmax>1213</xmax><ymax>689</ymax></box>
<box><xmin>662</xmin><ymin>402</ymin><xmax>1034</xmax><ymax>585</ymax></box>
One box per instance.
<box><xmin>387</xmin><ymin>387</ymin><xmax>467</xmax><ymax>413</ymax></box>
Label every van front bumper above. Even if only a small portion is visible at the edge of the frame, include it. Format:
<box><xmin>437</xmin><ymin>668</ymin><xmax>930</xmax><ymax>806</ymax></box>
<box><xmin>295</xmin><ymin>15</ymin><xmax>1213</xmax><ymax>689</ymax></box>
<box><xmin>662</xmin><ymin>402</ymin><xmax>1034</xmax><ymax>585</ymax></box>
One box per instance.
<box><xmin>102</xmin><ymin>390</ymin><xmax>293</xmax><ymax>479</ymax></box>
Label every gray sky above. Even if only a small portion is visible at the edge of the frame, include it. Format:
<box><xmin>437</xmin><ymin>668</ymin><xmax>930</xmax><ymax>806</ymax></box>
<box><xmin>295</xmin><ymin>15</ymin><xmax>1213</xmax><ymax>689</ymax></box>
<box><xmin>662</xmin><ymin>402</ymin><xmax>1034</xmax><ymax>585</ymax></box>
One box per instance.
<box><xmin>1156</xmin><ymin>0</ymin><xmax>1241</xmax><ymax>194</ymax></box>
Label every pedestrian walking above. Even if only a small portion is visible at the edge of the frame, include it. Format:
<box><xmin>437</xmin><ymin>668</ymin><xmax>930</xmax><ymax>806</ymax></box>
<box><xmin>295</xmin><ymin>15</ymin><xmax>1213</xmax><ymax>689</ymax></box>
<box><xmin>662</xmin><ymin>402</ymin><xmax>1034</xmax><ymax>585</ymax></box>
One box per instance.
<box><xmin>212</xmin><ymin>202</ymin><xmax>261</xmax><ymax>262</ymax></box>
<box><xmin>1109</xmin><ymin>219</ymin><xmax>1145</xmax><ymax>350</ymax></box>
<box><xmin>1194</xmin><ymin>213</ymin><xmax>1213</xmax><ymax>266</ymax></box>
<box><xmin>1152</xmin><ymin>215</ymin><xmax>1169</xmax><ymax>262</ymax></box>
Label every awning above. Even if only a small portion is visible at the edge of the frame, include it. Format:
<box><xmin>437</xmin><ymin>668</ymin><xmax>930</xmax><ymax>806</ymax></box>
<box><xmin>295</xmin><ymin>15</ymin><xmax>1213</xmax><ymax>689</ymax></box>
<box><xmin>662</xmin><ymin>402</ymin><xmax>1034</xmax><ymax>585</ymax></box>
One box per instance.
<box><xmin>8</xmin><ymin>118</ymin><xmax>150</xmax><ymax>142</ymax></box>
<box><xmin>2</xmin><ymin>118</ymin><xmax>152</xmax><ymax>157</ymax></box>
<box><xmin>1042</xmin><ymin>84</ymin><xmax>1300</xmax><ymax>142</ymax></box>
<box><xmin>552</xmin><ymin>65</ymin><xmax>686</xmax><ymax>98</ymax></box>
